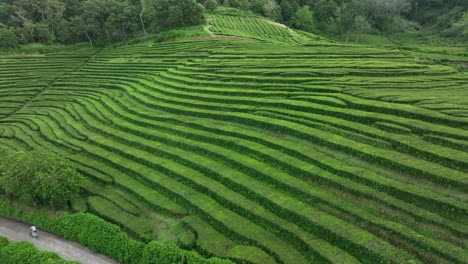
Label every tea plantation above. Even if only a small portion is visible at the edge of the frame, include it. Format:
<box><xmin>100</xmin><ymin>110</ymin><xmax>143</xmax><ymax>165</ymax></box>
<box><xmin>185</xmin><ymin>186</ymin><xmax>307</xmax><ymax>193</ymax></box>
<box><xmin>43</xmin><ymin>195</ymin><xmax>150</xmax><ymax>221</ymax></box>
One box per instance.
<box><xmin>0</xmin><ymin>14</ymin><xmax>467</xmax><ymax>264</ymax></box>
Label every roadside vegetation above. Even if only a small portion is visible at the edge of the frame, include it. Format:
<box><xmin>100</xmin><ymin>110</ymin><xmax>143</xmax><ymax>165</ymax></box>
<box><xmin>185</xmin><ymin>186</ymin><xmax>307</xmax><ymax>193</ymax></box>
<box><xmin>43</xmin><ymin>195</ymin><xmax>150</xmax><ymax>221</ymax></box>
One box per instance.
<box><xmin>0</xmin><ymin>236</ymin><xmax>79</xmax><ymax>264</ymax></box>
<box><xmin>0</xmin><ymin>199</ymin><xmax>232</xmax><ymax>264</ymax></box>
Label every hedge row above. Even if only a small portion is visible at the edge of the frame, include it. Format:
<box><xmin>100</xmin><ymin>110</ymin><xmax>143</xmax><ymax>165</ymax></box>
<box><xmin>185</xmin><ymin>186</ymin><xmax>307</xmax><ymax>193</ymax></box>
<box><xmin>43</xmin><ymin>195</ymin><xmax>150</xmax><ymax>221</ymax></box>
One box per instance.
<box><xmin>83</xmin><ymin>77</ymin><xmax>467</xmax><ymax>205</ymax></box>
<box><xmin>25</xmin><ymin>114</ymin><xmax>188</xmax><ymax>217</ymax></box>
<box><xmin>38</xmin><ymin>77</ymin><xmax>466</xmax><ymax>239</ymax></box>
<box><xmin>55</xmin><ymin>120</ymin><xmax>307</xmax><ymax>264</ymax></box>
<box><xmin>0</xmin><ymin>237</ymin><xmax>78</xmax><ymax>264</ymax></box>
<box><xmin>0</xmin><ymin>200</ymin><xmax>232</xmax><ymax>264</ymax></box>
<box><xmin>32</xmin><ymin>95</ymin><xmax>468</xmax><ymax>240</ymax></box>
<box><xmin>37</xmin><ymin>92</ymin><xmax>464</xmax><ymax>264</ymax></box>
<box><xmin>19</xmin><ymin>97</ymin><xmax>394</xmax><ymax>264</ymax></box>
<box><xmin>36</xmin><ymin>95</ymin><xmax>424</xmax><ymax>264</ymax></box>
<box><xmin>209</xmin><ymin>15</ymin><xmax>300</xmax><ymax>44</ymax></box>
<box><xmin>2</xmin><ymin>36</ymin><xmax>466</xmax><ymax>264</ymax></box>
<box><xmin>150</xmin><ymin>70</ymin><xmax>467</xmax><ymax>146</ymax></box>
<box><xmin>13</xmin><ymin>113</ymin><xmax>294</xmax><ymax>263</ymax></box>
<box><xmin>72</xmin><ymin>96</ymin><xmax>465</xmax><ymax>262</ymax></box>
<box><xmin>72</xmin><ymin>101</ymin><xmax>363</xmax><ymax>264</ymax></box>
<box><xmin>11</xmin><ymin>79</ymin><xmax>468</xmax><ymax>234</ymax></box>
<box><xmin>108</xmin><ymin>78</ymin><xmax>466</xmax><ymax>190</ymax></box>
<box><xmin>74</xmin><ymin>69</ymin><xmax>467</xmax><ymax>172</ymax></box>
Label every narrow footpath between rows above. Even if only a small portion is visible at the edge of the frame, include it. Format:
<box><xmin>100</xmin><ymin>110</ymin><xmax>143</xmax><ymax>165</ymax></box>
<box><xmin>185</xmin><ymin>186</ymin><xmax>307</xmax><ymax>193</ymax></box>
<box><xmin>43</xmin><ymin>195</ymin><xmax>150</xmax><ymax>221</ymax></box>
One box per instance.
<box><xmin>0</xmin><ymin>217</ymin><xmax>116</xmax><ymax>264</ymax></box>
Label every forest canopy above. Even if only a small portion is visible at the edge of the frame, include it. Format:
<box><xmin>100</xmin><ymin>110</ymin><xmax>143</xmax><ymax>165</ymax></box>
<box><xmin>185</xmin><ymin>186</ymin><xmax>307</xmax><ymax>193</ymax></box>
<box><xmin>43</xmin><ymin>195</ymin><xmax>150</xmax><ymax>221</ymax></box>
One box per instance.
<box><xmin>0</xmin><ymin>149</ymin><xmax>83</xmax><ymax>209</ymax></box>
<box><xmin>0</xmin><ymin>0</ymin><xmax>205</xmax><ymax>46</ymax></box>
<box><xmin>0</xmin><ymin>0</ymin><xmax>466</xmax><ymax>48</ymax></box>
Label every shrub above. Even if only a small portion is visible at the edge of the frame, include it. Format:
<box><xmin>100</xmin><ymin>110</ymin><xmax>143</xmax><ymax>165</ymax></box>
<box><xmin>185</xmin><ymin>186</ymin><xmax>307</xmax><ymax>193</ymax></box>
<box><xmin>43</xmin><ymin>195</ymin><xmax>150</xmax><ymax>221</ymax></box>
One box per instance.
<box><xmin>205</xmin><ymin>0</ymin><xmax>219</xmax><ymax>12</ymax></box>
<box><xmin>0</xmin><ymin>149</ymin><xmax>83</xmax><ymax>209</ymax></box>
<box><xmin>0</xmin><ymin>199</ymin><xmax>233</xmax><ymax>264</ymax></box>
<box><xmin>0</xmin><ymin>24</ymin><xmax>17</xmax><ymax>49</ymax></box>
<box><xmin>0</xmin><ymin>237</ymin><xmax>8</xmax><ymax>248</ymax></box>
<box><xmin>46</xmin><ymin>213</ymin><xmax>144</xmax><ymax>264</ymax></box>
<box><xmin>0</xmin><ymin>241</ymin><xmax>77</xmax><ymax>264</ymax></box>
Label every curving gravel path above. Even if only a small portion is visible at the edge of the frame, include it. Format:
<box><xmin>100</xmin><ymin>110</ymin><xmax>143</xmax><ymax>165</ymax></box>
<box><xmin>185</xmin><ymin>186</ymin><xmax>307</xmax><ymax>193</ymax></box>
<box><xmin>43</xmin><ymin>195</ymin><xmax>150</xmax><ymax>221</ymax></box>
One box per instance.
<box><xmin>0</xmin><ymin>217</ymin><xmax>117</xmax><ymax>264</ymax></box>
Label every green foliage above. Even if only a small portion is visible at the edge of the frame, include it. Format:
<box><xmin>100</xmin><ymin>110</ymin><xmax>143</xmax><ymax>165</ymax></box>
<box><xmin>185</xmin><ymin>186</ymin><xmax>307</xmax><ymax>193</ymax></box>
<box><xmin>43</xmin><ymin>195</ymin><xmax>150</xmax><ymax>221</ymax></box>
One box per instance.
<box><xmin>47</xmin><ymin>213</ymin><xmax>144</xmax><ymax>264</ymax></box>
<box><xmin>0</xmin><ymin>24</ymin><xmax>17</xmax><ymax>49</ymax></box>
<box><xmin>280</xmin><ymin>0</ymin><xmax>299</xmax><ymax>22</ymax></box>
<box><xmin>0</xmin><ymin>0</ymin><xmax>206</xmax><ymax>46</ymax></box>
<box><xmin>291</xmin><ymin>5</ymin><xmax>314</xmax><ymax>31</ymax></box>
<box><xmin>441</xmin><ymin>11</ymin><xmax>468</xmax><ymax>39</ymax></box>
<box><xmin>0</xmin><ymin>237</ymin><xmax>8</xmax><ymax>248</ymax></box>
<box><xmin>87</xmin><ymin>196</ymin><xmax>153</xmax><ymax>241</ymax></box>
<box><xmin>204</xmin><ymin>0</ymin><xmax>219</xmax><ymax>12</ymax></box>
<box><xmin>141</xmin><ymin>241</ymin><xmax>231</xmax><ymax>264</ymax></box>
<box><xmin>0</xmin><ymin>149</ymin><xmax>82</xmax><ymax>208</ymax></box>
<box><xmin>0</xmin><ymin>239</ymin><xmax>78</xmax><ymax>264</ymax></box>
<box><xmin>123</xmin><ymin>25</ymin><xmax>209</xmax><ymax>46</ymax></box>
<box><xmin>209</xmin><ymin>14</ymin><xmax>308</xmax><ymax>43</ymax></box>
<box><xmin>352</xmin><ymin>15</ymin><xmax>371</xmax><ymax>42</ymax></box>
<box><xmin>314</xmin><ymin>0</ymin><xmax>338</xmax><ymax>25</ymax></box>
<box><xmin>0</xmin><ymin>0</ymin><xmax>465</xmax><ymax>47</ymax></box>
<box><xmin>147</xmin><ymin>0</ymin><xmax>205</xmax><ymax>31</ymax></box>
<box><xmin>0</xmin><ymin>199</ymin><xmax>234</xmax><ymax>264</ymax></box>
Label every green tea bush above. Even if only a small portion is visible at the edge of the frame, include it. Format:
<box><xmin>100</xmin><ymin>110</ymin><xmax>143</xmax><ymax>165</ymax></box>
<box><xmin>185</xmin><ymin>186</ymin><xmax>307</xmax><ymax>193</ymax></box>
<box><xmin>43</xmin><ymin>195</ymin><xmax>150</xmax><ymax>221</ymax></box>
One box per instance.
<box><xmin>46</xmin><ymin>213</ymin><xmax>144</xmax><ymax>264</ymax></box>
<box><xmin>0</xmin><ymin>199</ymin><xmax>233</xmax><ymax>264</ymax></box>
<box><xmin>0</xmin><ymin>237</ymin><xmax>8</xmax><ymax>248</ymax></box>
<box><xmin>141</xmin><ymin>241</ymin><xmax>230</xmax><ymax>264</ymax></box>
<box><xmin>0</xmin><ymin>239</ymin><xmax>78</xmax><ymax>264</ymax></box>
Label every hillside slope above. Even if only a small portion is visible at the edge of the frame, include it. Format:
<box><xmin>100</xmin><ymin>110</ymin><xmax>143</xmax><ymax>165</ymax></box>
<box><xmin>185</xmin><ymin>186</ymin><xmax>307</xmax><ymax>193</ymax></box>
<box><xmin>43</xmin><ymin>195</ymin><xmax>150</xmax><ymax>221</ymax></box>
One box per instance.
<box><xmin>0</xmin><ymin>15</ymin><xmax>467</xmax><ymax>264</ymax></box>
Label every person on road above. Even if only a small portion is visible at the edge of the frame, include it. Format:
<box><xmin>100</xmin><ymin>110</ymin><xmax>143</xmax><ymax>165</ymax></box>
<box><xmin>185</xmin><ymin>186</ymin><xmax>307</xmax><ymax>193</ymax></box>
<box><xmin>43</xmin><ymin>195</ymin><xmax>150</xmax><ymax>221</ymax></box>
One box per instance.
<box><xmin>30</xmin><ymin>225</ymin><xmax>37</xmax><ymax>237</ymax></box>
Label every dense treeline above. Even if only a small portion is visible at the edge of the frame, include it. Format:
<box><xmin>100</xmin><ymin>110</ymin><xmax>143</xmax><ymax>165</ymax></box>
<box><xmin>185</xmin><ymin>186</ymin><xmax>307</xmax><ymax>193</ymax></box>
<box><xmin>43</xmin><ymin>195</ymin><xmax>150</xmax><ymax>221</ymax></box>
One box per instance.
<box><xmin>0</xmin><ymin>0</ymin><xmax>466</xmax><ymax>48</ymax></box>
<box><xmin>0</xmin><ymin>0</ymin><xmax>204</xmax><ymax>47</ymax></box>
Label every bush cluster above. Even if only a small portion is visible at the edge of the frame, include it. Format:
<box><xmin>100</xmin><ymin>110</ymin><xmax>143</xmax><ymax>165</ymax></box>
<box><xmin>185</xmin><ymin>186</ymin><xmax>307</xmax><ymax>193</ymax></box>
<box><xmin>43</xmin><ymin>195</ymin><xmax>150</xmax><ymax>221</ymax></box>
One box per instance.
<box><xmin>0</xmin><ymin>236</ymin><xmax>78</xmax><ymax>264</ymax></box>
<box><xmin>0</xmin><ymin>199</ymin><xmax>232</xmax><ymax>264</ymax></box>
<box><xmin>0</xmin><ymin>149</ymin><xmax>83</xmax><ymax>209</ymax></box>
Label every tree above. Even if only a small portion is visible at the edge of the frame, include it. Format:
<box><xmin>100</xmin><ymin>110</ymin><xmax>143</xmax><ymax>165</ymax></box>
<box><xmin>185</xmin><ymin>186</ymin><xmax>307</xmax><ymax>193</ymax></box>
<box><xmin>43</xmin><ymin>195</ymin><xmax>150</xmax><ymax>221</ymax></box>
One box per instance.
<box><xmin>352</xmin><ymin>15</ymin><xmax>371</xmax><ymax>42</ymax></box>
<box><xmin>291</xmin><ymin>5</ymin><xmax>314</xmax><ymax>31</ymax></box>
<box><xmin>338</xmin><ymin>0</ymin><xmax>372</xmax><ymax>41</ymax></box>
<box><xmin>263</xmin><ymin>0</ymin><xmax>283</xmax><ymax>22</ymax></box>
<box><xmin>0</xmin><ymin>149</ymin><xmax>83</xmax><ymax>208</ymax></box>
<box><xmin>139</xmin><ymin>0</ymin><xmax>148</xmax><ymax>34</ymax></box>
<box><xmin>104</xmin><ymin>1</ymin><xmax>139</xmax><ymax>41</ymax></box>
<box><xmin>441</xmin><ymin>11</ymin><xmax>468</xmax><ymax>39</ymax></box>
<box><xmin>0</xmin><ymin>0</ymin><xmax>208</xmax><ymax>45</ymax></box>
<box><xmin>205</xmin><ymin>0</ymin><xmax>219</xmax><ymax>12</ymax></box>
<box><xmin>0</xmin><ymin>24</ymin><xmax>18</xmax><ymax>48</ymax></box>
<box><xmin>314</xmin><ymin>0</ymin><xmax>338</xmax><ymax>25</ymax></box>
<box><xmin>147</xmin><ymin>0</ymin><xmax>204</xmax><ymax>31</ymax></box>
<box><xmin>69</xmin><ymin>16</ymin><xmax>94</xmax><ymax>46</ymax></box>
<box><xmin>0</xmin><ymin>2</ymin><xmax>15</xmax><ymax>25</ymax></box>
<box><xmin>280</xmin><ymin>0</ymin><xmax>300</xmax><ymax>23</ymax></box>
<box><xmin>32</xmin><ymin>152</ymin><xmax>82</xmax><ymax>208</ymax></box>
<box><xmin>238</xmin><ymin>0</ymin><xmax>250</xmax><ymax>11</ymax></box>
<box><xmin>372</xmin><ymin>0</ymin><xmax>412</xmax><ymax>32</ymax></box>
<box><xmin>0</xmin><ymin>149</ymin><xmax>35</xmax><ymax>200</ymax></box>
<box><xmin>9</xmin><ymin>0</ymin><xmax>66</xmax><ymax>42</ymax></box>
<box><xmin>223</xmin><ymin>0</ymin><xmax>231</xmax><ymax>7</ymax></box>
<box><xmin>250</xmin><ymin>0</ymin><xmax>267</xmax><ymax>14</ymax></box>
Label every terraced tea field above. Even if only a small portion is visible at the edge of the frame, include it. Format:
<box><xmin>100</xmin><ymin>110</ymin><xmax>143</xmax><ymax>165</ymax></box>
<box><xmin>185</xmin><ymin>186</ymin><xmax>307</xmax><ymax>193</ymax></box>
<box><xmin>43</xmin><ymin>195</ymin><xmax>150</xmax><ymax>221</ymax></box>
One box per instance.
<box><xmin>0</xmin><ymin>15</ymin><xmax>467</xmax><ymax>264</ymax></box>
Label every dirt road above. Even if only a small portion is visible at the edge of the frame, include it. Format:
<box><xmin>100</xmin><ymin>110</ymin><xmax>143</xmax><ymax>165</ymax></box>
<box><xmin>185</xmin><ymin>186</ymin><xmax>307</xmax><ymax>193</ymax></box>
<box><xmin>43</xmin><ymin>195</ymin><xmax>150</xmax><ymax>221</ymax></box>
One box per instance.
<box><xmin>0</xmin><ymin>217</ymin><xmax>117</xmax><ymax>264</ymax></box>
